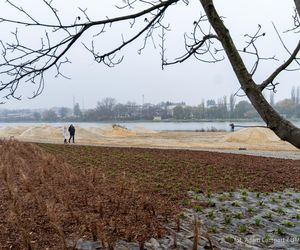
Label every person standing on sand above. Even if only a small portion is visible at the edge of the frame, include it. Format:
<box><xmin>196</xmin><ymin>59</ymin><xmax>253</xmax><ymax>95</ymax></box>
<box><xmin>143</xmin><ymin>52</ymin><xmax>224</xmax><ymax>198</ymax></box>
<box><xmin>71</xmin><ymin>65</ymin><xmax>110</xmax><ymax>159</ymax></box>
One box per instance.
<box><xmin>63</xmin><ymin>126</ymin><xmax>68</xmax><ymax>144</ymax></box>
<box><xmin>68</xmin><ymin>124</ymin><xmax>75</xmax><ymax>143</ymax></box>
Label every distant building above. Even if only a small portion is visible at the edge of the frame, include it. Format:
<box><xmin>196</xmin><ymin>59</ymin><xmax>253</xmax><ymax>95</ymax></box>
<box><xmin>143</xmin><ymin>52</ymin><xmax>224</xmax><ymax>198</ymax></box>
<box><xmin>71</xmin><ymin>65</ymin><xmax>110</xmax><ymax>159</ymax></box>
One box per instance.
<box><xmin>166</xmin><ymin>102</ymin><xmax>186</xmax><ymax>116</ymax></box>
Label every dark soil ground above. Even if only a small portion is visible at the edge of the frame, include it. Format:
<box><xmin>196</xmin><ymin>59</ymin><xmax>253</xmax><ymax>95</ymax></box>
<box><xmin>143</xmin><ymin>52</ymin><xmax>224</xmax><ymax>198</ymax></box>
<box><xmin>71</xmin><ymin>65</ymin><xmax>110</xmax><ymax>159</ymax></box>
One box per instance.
<box><xmin>1</xmin><ymin>140</ymin><xmax>300</xmax><ymax>249</ymax></box>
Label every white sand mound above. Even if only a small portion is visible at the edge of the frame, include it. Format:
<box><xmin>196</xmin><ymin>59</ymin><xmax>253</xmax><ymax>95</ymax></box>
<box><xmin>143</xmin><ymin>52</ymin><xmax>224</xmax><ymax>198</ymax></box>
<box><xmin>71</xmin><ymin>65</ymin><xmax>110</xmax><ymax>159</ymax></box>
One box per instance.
<box><xmin>19</xmin><ymin>125</ymin><xmax>62</xmax><ymax>139</ymax></box>
<box><xmin>80</xmin><ymin>126</ymin><xmax>153</xmax><ymax>137</ymax></box>
<box><xmin>75</xmin><ymin>127</ymin><xmax>103</xmax><ymax>140</ymax></box>
<box><xmin>97</xmin><ymin>125</ymin><xmax>136</xmax><ymax>137</ymax></box>
<box><xmin>223</xmin><ymin>127</ymin><xmax>280</xmax><ymax>144</ymax></box>
<box><xmin>0</xmin><ymin>124</ymin><xmax>138</xmax><ymax>141</ymax></box>
<box><xmin>105</xmin><ymin>126</ymin><xmax>136</xmax><ymax>137</ymax></box>
<box><xmin>0</xmin><ymin>126</ymin><xmax>30</xmax><ymax>138</ymax></box>
<box><xmin>89</xmin><ymin>127</ymin><xmax>107</xmax><ymax>136</ymax></box>
<box><xmin>20</xmin><ymin>126</ymin><xmax>104</xmax><ymax>141</ymax></box>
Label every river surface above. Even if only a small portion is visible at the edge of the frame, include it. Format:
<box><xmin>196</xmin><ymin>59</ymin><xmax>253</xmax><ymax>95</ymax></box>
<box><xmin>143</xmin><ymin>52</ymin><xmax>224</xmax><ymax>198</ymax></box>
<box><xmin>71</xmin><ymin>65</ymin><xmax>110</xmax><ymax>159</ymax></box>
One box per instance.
<box><xmin>0</xmin><ymin>121</ymin><xmax>295</xmax><ymax>132</ymax></box>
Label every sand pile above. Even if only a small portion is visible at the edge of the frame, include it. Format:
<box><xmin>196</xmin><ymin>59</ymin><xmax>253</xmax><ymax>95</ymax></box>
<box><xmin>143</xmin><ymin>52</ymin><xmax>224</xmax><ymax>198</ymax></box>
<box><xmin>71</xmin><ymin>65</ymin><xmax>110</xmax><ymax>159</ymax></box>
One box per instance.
<box><xmin>0</xmin><ymin>124</ymin><xmax>138</xmax><ymax>143</ymax></box>
<box><xmin>75</xmin><ymin>127</ymin><xmax>103</xmax><ymax>140</ymax></box>
<box><xmin>114</xmin><ymin>126</ymin><xmax>136</xmax><ymax>136</ymax></box>
<box><xmin>0</xmin><ymin>126</ymin><xmax>29</xmax><ymax>138</ymax></box>
<box><xmin>19</xmin><ymin>126</ymin><xmax>106</xmax><ymax>142</ymax></box>
<box><xmin>19</xmin><ymin>125</ymin><xmax>62</xmax><ymax>139</ymax></box>
<box><xmin>223</xmin><ymin>127</ymin><xmax>280</xmax><ymax>144</ymax></box>
<box><xmin>89</xmin><ymin>127</ymin><xmax>107</xmax><ymax>136</ymax></box>
<box><xmin>102</xmin><ymin>126</ymin><xmax>136</xmax><ymax>137</ymax></box>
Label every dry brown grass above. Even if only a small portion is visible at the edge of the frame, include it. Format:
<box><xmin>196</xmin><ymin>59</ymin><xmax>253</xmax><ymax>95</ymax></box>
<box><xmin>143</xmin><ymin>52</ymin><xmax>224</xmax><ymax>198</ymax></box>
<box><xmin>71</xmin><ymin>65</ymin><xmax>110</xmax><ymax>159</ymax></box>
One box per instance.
<box><xmin>0</xmin><ymin>140</ymin><xmax>172</xmax><ymax>249</ymax></box>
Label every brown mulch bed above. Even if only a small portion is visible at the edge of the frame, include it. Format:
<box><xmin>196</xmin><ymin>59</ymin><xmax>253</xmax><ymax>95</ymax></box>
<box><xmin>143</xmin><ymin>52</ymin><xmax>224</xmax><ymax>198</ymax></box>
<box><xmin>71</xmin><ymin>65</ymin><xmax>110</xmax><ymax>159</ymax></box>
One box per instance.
<box><xmin>1</xmin><ymin>140</ymin><xmax>300</xmax><ymax>249</ymax></box>
<box><xmin>43</xmin><ymin>143</ymin><xmax>300</xmax><ymax>194</ymax></box>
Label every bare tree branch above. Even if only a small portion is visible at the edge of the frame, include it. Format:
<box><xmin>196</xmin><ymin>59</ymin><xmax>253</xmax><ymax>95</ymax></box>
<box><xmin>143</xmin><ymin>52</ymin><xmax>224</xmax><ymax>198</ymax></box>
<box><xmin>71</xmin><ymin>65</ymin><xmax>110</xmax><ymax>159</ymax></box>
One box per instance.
<box><xmin>259</xmin><ymin>40</ymin><xmax>300</xmax><ymax>91</ymax></box>
<box><xmin>42</xmin><ymin>0</ymin><xmax>62</xmax><ymax>27</ymax></box>
<box><xmin>0</xmin><ymin>0</ymin><xmax>179</xmax><ymax>99</ymax></box>
<box><xmin>86</xmin><ymin>4</ymin><xmax>170</xmax><ymax>66</ymax></box>
<box><xmin>163</xmin><ymin>34</ymin><xmax>219</xmax><ymax>66</ymax></box>
<box><xmin>162</xmin><ymin>13</ymin><xmax>223</xmax><ymax>66</ymax></box>
<box><xmin>241</xmin><ymin>25</ymin><xmax>270</xmax><ymax>75</ymax></box>
<box><xmin>273</xmin><ymin>22</ymin><xmax>300</xmax><ymax>67</ymax></box>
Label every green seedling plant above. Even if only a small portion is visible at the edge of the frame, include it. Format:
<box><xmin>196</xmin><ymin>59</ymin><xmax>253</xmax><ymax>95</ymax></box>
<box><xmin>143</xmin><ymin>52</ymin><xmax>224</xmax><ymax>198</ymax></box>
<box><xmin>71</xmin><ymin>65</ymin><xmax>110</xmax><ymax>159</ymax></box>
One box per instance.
<box><xmin>209</xmin><ymin>225</ymin><xmax>217</xmax><ymax>233</ymax></box>
<box><xmin>275</xmin><ymin>207</ymin><xmax>285</xmax><ymax>215</ymax></box>
<box><xmin>239</xmin><ymin>224</ymin><xmax>247</xmax><ymax>233</ymax></box>
<box><xmin>264</xmin><ymin>212</ymin><xmax>273</xmax><ymax>220</ymax></box>
<box><xmin>220</xmin><ymin>206</ymin><xmax>228</xmax><ymax>213</ymax></box>
<box><xmin>194</xmin><ymin>206</ymin><xmax>203</xmax><ymax>213</ymax></box>
<box><xmin>224</xmin><ymin>215</ymin><xmax>232</xmax><ymax>225</ymax></box>
<box><xmin>282</xmin><ymin>220</ymin><xmax>295</xmax><ymax>227</ymax></box>
<box><xmin>257</xmin><ymin>200</ymin><xmax>264</xmax><ymax>207</ymax></box>
<box><xmin>254</xmin><ymin>218</ymin><xmax>261</xmax><ymax>227</ymax></box>
<box><xmin>276</xmin><ymin>227</ymin><xmax>285</xmax><ymax>236</ymax></box>
<box><xmin>242</xmin><ymin>196</ymin><xmax>247</xmax><ymax>202</ymax></box>
<box><xmin>192</xmin><ymin>195</ymin><xmax>200</xmax><ymax>201</ymax></box>
<box><xmin>234</xmin><ymin>212</ymin><xmax>243</xmax><ymax>219</ymax></box>
<box><xmin>241</xmin><ymin>190</ymin><xmax>248</xmax><ymax>196</ymax></box>
<box><xmin>208</xmin><ymin>210</ymin><xmax>215</xmax><ymax>219</ymax></box>
<box><xmin>262</xmin><ymin>234</ymin><xmax>271</xmax><ymax>243</ymax></box>
<box><xmin>231</xmin><ymin>201</ymin><xmax>240</xmax><ymax>207</ymax></box>
<box><xmin>285</xmin><ymin>201</ymin><xmax>292</xmax><ymax>208</ymax></box>
<box><xmin>224</xmin><ymin>235</ymin><xmax>235</xmax><ymax>244</ymax></box>
<box><xmin>208</xmin><ymin>200</ymin><xmax>215</xmax><ymax>207</ymax></box>
<box><xmin>293</xmin><ymin>198</ymin><xmax>300</xmax><ymax>203</ymax></box>
<box><xmin>247</xmin><ymin>206</ymin><xmax>254</xmax><ymax>213</ymax></box>
<box><xmin>218</xmin><ymin>194</ymin><xmax>225</xmax><ymax>202</ymax></box>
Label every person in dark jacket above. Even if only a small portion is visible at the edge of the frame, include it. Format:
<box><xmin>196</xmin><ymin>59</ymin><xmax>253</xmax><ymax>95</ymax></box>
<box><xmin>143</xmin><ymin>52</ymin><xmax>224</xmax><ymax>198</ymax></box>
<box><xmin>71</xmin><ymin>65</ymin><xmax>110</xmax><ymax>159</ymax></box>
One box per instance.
<box><xmin>68</xmin><ymin>124</ymin><xmax>75</xmax><ymax>143</ymax></box>
<box><xmin>230</xmin><ymin>123</ymin><xmax>235</xmax><ymax>132</ymax></box>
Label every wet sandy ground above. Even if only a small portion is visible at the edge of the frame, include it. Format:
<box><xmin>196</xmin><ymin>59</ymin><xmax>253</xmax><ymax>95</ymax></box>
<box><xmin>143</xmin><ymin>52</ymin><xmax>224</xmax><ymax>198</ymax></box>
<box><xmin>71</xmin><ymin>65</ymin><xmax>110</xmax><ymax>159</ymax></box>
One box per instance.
<box><xmin>22</xmin><ymin>133</ymin><xmax>300</xmax><ymax>160</ymax></box>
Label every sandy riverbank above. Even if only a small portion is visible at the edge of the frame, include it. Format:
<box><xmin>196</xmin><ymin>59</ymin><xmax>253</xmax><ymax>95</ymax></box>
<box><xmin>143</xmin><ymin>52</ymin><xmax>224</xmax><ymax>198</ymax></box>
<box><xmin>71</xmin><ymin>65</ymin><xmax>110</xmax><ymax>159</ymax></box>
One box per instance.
<box><xmin>0</xmin><ymin>124</ymin><xmax>298</xmax><ymax>153</ymax></box>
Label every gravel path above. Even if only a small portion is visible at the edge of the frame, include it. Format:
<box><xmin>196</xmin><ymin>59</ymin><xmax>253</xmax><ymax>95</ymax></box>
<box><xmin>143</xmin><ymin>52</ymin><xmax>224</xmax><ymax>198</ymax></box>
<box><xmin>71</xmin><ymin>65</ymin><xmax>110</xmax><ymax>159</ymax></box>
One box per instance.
<box><xmin>198</xmin><ymin>149</ymin><xmax>300</xmax><ymax>160</ymax></box>
<box><xmin>139</xmin><ymin>146</ymin><xmax>300</xmax><ymax>160</ymax></box>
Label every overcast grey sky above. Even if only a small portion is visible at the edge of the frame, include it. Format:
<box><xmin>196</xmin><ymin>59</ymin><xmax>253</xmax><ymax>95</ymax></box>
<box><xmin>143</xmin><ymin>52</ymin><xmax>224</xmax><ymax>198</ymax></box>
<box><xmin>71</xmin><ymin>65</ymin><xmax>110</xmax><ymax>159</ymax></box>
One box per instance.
<box><xmin>0</xmin><ymin>0</ymin><xmax>299</xmax><ymax>109</ymax></box>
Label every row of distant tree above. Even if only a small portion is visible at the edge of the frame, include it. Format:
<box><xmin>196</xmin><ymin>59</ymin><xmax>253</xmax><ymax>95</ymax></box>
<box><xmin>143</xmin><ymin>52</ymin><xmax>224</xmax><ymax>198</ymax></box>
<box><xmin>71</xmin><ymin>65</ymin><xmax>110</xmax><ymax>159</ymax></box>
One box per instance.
<box><xmin>1</xmin><ymin>88</ymin><xmax>300</xmax><ymax>122</ymax></box>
